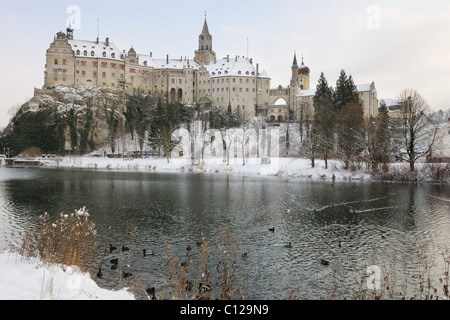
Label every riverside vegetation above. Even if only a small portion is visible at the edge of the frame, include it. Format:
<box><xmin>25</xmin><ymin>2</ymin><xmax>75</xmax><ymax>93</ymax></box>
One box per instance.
<box><xmin>15</xmin><ymin>207</ymin><xmax>450</xmax><ymax>300</ymax></box>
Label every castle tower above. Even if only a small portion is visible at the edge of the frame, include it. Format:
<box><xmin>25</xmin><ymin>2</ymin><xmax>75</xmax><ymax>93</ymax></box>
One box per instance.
<box><xmin>66</xmin><ymin>23</ymin><xmax>74</xmax><ymax>40</ymax></box>
<box><xmin>194</xmin><ymin>17</ymin><xmax>216</xmax><ymax>65</ymax></box>
<box><xmin>291</xmin><ymin>52</ymin><xmax>299</xmax><ymax>86</ymax></box>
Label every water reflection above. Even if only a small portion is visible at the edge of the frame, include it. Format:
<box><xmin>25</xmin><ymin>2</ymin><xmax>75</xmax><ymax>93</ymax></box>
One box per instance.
<box><xmin>0</xmin><ymin>167</ymin><xmax>449</xmax><ymax>299</ymax></box>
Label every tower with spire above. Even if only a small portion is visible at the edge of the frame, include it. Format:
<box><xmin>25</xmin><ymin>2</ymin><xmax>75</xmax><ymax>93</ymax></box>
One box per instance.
<box><xmin>194</xmin><ymin>15</ymin><xmax>216</xmax><ymax>65</ymax></box>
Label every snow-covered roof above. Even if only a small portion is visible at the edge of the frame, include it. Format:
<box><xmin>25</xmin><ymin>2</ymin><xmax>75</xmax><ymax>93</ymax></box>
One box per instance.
<box><xmin>69</xmin><ymin>40</ymin><xmax>123</xmax><ymax>61</ymax></box>
<box><xmin>137</xmin><ymin>55</ymin><xmax>200</xmax><ymax>70</ymax></box>
<box><xmin>205</xmin><ymin>57</ymin><xmax>270</xmax><ymax>79</ymax></box>
<box><xmin>379</xmin><ymin>98</ymin><xmax>407</xmax><ymax>108</ymax></box>
<box><xmin>296</xmin><ymin>83</ymin><xmax>374</xmax><ymax>98</ymax></box>
<box><xmin>356</xmin><ymin>83</ymin><xmax>373</xmax><ymax>92</ymax></box>
<box><xmin>297</xmin><ymin>89</ymin><xmax>316</xmax><ymax>97</ymax></box>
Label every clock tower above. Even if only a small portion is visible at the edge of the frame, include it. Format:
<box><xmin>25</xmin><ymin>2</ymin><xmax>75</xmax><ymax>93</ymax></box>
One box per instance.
<box><xmin>194</xmin><ymin>17</ymin><xmax>216</xmax><ymax>65</ymax></box>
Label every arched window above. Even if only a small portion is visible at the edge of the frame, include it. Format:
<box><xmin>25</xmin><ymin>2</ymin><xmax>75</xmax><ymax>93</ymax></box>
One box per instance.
<box><xmin>76</xmin><ymin>50</ymin><xmax>80</xmax><ymax>55</ymax></box>
<box><xmin>111</xmin><ymin>53</ymin><xmax>115</xmax><ymax>59</ymax></box>
<box><xmin>91</xmin><ymin>51</ymin><xmax>95</xmax><ymax>57</ymax></box>
<box><xmin>84</xmin><ymin>50</ymin><xmax>87</xmax><ymax>56</ymax></box>
<box><xmin>102</xmin><ymin>52</ymin><xmax>106</xmax><ymax>57</ymax></box>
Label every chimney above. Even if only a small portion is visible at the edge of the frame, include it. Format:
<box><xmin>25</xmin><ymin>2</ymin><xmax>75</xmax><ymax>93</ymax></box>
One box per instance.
<box><xmin>150</xmin><ymin>52</ymin><xmax>152</xmax><ymax>58</ymax></box>
<box><xmin>256</xmin><ymin>63</ymin><xmax>259</xmax><ymax>75</ymax></box>
<box><xmin>167</xmin><ymin>54</ymin><xmax>169</xmax><ymax>64</ymax></box>
<box><xmin>250</xmin><ymin>58</ymin><xmax>253</xmax><ymax>65</ymax></box>
<box><xmin>96</xmin><ymin>37</ymin><xmax>99</xmax><ymax>44</ymax></box>
<box><xmin>227</xmin><ymin>55</ymin><xmax>229</xmax><ymax>62</ymax></box>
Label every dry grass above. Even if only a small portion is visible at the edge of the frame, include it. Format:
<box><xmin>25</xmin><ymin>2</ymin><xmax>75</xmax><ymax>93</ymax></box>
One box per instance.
<box><xmin>19</xmin><ymin>207</ymin><xmax>98</xmax><ymax>273</ymax></box>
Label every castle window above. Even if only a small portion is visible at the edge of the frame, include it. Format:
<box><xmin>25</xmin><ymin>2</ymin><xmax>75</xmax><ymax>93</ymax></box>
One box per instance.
<box><xmin>54</xmin><ymin>59</ymin><xmax>59</xmax><ymax>65</ymax></box>
<box><xmin>93</xmin><ymin>72</ymin><xmax>97</xmax><ymax>78</ymax></box>
<box><xmin>143</xmin><ymin>61</ymin><xmax>147</xmax><ymax>66</ymax></box>
<box><xmin>62</xmin><ymin>59</ymin><xmax>67</xmax><ymax>66</ymax></box>
<box><xmin>82</xmin><ymin>71</ymin><xmax>86</xmax><ymax>78</ymax></box>
<box><xmin>111</xmin><ymin>53</ymin><xmax>115</xmax><ymax>58</ymax></box>
<box><xmin>103</xmin><ymin>52</ymin><xmax>106</xmax><ymax>57</ymax></box>
<box><xmin>102</xmin><ymin>72</ymin><xmax>106</xmax><ymax>78</ymax></box>
<box><xmin>120</xmin><ymin>54</ymin><xmax>124</xmax><ymax>60</ymax></box>
<box><xmin>84</xmin><ymin>50</ymin><xmax>88</xmax><ymax>56</ymax></box>
<box><xmin>76</xmin><ymin>50</ymin><xmax>80</xmax><ymax>55</ymax></box>
<box><xmin>91</xmin><ymin>51</ymin><xmax>95</xmax><ymax>57</ymax></box>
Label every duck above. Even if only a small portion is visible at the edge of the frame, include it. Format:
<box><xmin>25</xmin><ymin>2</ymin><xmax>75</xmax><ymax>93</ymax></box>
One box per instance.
<box><xmin>122</xmin><ymin>271</ymin><xmax>133</xmax><ymax>278</ymax></box>
<box><xmin>97</xmin><ymin>268</ymin><xmax>103</xmax><ymax>279</ymax></box>
<box><xmin>196</xmin><ymin>241</ymin><xmax>205</xmax><ymax>246</ymax></box>
<box><xmin>111</xmin><ymin>264</ymin><xmax>118</xmax><ymax>270</ymax></box>
<box><xmin>187</xmin><ymin>245</ymin><xmax>192</xmax><ymax>251</ymax></box>
<box><xmin>180</xmin><ymin>260</ymin><xmax>189</xmax><ymax>267</ymax></box>
<box><xmin>286</xmin><ymin>209</ymin><xmax>292</xmax><ymax>214</ymax></box>
<box><xmin>198</xmin><ymin>283</ymin><xmax>212</xmax><ymax>294</ymax></box>
<box><xmin>122</xmin><ymin>245</ymin><xmax>130</xmax><ymax>252</ymax></box>
<box><xmin>146</xmin><ymin>287</ymin><xmax>156</xmax><ymax>295</ymax></box>
<box><xmin>110</xmin><ymin>258</ymin><xmax>119</xmax><ymax>265</ymax></box>
<box><xmin>382</xmin><ymin>233</ymin><xmax>389</xmax><ymax>239</ymax></box>
<box><xmin>242</xmin><ymin>251</ymin><xmax>249</xmax><ymax>259</ymax></box>
<box><xmin>185</xmin><ymin>280</ymin><xmax>194</xmax><ymax>291</ymax></box>
<box><xmin>109</xmin><ymin>244</ymin><xmax>117</xmax><ymax>253</ymax></box>
<box><xmin>269</xmin><ymin>227</ymin><xmax>275</xmax><ymax>233</ymax></box>
<box><xmin>285</xmin><ymin>242</ymin><xmax>292</xmax><ymax>249</ymax></box>
<box><xmin>319</xmin><ymin>258</ymin><xmax>330</xmax><ymax>266</ymax></box>
<box><xmin>142</xmin><ymin>249</ymin><xmax>155</xmax><ymax>257</ymax></box>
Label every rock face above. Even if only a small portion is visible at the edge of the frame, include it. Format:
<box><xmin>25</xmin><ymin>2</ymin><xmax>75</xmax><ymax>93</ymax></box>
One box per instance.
<box><xmin>15</xmin><ymin>86</ymin><xmax>131</xmax><ymax>154</ymax></box>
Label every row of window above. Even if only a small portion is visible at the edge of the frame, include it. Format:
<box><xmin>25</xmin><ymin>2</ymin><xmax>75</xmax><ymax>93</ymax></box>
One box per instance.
<box><xmin>199</xmin><ymin>78</ymin><xmax>257</xmax><ymax>86</ymax></box>
<box><xmin>75</xmin><ymin>50</ymin><xmax>122</xmax><ymax>59</ymax></box>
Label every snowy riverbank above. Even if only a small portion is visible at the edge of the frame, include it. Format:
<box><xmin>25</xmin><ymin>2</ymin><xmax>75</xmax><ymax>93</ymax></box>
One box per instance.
<box><xmin>0</xmin><ymin>252</ymin><xmax>135</xmax><ymax>300</ymax></box>
<box><xmin>40</xmin><ymin>156</ymin><xmax>373</xmax><ymax>182</ymax></box>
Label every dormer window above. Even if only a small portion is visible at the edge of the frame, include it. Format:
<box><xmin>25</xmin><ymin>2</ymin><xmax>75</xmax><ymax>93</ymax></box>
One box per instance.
<box><xmin>102</xmin><ymin>52</ymin><xmax>106</xmax><ymax>57</ymax></box>
<box><xmin>246</xmin><ymin>71</ymin><xmax>249</xmax><ymax>75</ymax></box>
<box><xmin>84</xmin><ymin>50</ymin><xmax>88</xmax><ymax>56</ymax></box>
<box><xmin>111</xmin><ymin>53</ymin><xmax>115</xmax><ymax>59</ymax></box>
<box><xmin>76</xmin><ymin>50</ymin><xmax>80</xmax><ymax>55</ymax></box>
<box><xmin>91</xmin><ymin>51</ymin><xmax>95</xmax><ymax>57</ymax></box>
<box><xmin>238</xmin><ymin>71</ymin><xmax>242</xmax><ymax>75</ymax></box>
<box><xmin>143</xmin><ymin>61</ymin><xmax>147</xmax><ymax>66</ymax></box>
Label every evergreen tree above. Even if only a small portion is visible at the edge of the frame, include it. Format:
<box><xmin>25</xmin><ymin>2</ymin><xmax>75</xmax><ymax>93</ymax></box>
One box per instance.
<box><xmin>334</xmin><ymin>70</ymin><xmax>360</xmax><ymax>111</ymax></box>
<box><xmin>312</xmin><ymin>72</ymin><xmax>335</xmax><ymax>169</ymax></box>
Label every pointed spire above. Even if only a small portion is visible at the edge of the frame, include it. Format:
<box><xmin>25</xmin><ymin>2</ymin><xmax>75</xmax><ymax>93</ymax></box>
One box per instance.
<box><xmin>293</xmin><ymin>51</ymin><xmax>298</xmax><ymax>67</ymax></box>
<box><xmin>202</xmin><ymin>14</ymin><xmax>210</xmax><ymax>35</ymax></box>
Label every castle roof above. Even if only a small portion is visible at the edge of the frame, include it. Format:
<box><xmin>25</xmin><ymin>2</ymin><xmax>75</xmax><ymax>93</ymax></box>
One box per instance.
<box><xmin>296</xmin><ymin>83</ymin><xmax>375</xmax><ymax>98</ymax></box>
<box><xmin>137</xmin><ymin>54</ymin><xmax>200</xmax><ymax>70</ymax></box>
<box><xmin>206</xmin><ymin>56</ymin><xmax>270</xmax><ymax>79</ymax></box>
<box><xmin>69</xmin><ymin>39</ymin><xmax>123</xmax><ymax>61</ymax></box>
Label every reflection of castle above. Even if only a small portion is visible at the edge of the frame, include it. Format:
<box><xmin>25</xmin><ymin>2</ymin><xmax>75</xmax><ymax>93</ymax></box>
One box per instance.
<box><xmin>44</xmin><ymin>17</ymin><xmax>378</xmax><ymax>121</ymax></box>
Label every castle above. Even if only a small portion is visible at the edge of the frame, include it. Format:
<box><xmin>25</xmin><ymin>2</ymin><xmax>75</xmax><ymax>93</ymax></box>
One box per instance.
<box><xmin>44</xmin><ymin>18</ymin><xmax>378</xmax><ymax>121</ymax></box>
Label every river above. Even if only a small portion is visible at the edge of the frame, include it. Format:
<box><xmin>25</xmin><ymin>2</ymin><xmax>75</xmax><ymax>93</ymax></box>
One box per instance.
<box><xmin>0</xmin><ymin>167</ymin><xmax>449</xmax><ymax>299</ymax></box>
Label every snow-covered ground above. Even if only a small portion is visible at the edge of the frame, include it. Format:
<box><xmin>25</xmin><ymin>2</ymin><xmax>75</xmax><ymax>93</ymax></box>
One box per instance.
<box><xmin>0</xmin><ymin>251</ymin><xmax>135</xmax><ymax>300</ymax></box>
<box><xmin>40</xmin><ymin>156</ymin><xmax>372</xmax><ymax>182</ymax></box>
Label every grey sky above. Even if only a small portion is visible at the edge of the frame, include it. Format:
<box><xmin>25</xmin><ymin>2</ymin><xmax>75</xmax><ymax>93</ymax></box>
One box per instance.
<box><xmin>0</xmin><ymin>0</ymin><xmax>449</xmax><ymax>128</ymax></box>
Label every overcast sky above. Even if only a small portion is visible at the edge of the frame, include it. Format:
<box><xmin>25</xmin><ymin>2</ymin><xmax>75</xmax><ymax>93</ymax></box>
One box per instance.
<box><xmin>1</xmin><ymin>0</ymin><xmax>449</xmax><ymax>128</ymax></box>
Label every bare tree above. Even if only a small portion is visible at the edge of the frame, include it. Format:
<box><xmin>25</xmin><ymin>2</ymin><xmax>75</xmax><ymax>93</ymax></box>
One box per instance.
<box><xmin>335</xmin><ymin>102</ymin><xmax>365</xmax><ymax>170</ymax></box>
<box><xmin>391</xmin><ymin>89</ymin><xmax>438</xmax><ymax>172</ymax></box>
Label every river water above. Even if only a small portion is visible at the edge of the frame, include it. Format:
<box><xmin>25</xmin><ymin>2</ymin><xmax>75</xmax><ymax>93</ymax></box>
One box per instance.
<box><xmin>0</xmin><ymin>167</ymin><xmax>449</xmax><ymax>300</ymax></box>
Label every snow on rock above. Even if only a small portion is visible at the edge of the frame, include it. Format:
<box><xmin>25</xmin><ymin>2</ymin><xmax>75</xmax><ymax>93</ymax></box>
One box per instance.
<box><xmin>0</xmin><ymin>252</ymin><xmax>135</xmax><ymax>300</ymax></box>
